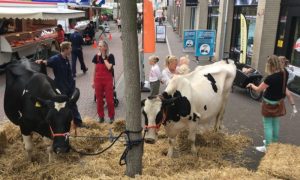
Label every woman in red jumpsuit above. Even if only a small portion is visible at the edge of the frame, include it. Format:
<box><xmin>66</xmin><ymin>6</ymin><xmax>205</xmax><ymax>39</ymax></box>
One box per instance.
<box><xmin>91</xmin><ymin>40</ymin><xmax>115</xmax><ymax>123</ymax></box>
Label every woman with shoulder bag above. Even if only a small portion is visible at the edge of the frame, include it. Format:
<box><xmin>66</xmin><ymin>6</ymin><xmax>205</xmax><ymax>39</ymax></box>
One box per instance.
<box><xmin>247</xmin><ymin>55</ymin><xmax>297</xmax><ymax>153</ymax></box>
<box><xmin>91</xmin><ymin>40</ymin><xmax>115</xmax><ymax>124</ymax></box>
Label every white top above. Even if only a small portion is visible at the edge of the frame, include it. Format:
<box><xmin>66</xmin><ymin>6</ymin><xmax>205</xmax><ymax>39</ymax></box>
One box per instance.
<box><xmin>286</xmin><ymin>67</ymin><xmax>295</xmax><ymax>84</ymax></box>
<box><xmin>149</xmin><ymin>64</ymin><xmax>161</xmax><ymax>82</ymax></box>
<box><xmin>161</xmin><ymin>68</ymin><xmax>175</xmax><ymax>85</ymax></box>
<box><xmin>117</xmin><ymin>19</ymin><xmax>121</xmax><ymax>25</ymax></box>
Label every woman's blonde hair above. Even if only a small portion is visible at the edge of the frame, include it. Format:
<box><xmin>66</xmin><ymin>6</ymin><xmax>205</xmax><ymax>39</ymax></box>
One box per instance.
<box><xmin>149</xmin><ymin>55</ymin><xmax>159</xmax><ymax>63</ymax></box>
<box><xmin>98</xmin><ymin>40</ymin><xmax>110</xmax><ymax>57</ymax></box>
<box><xmin>265</xmin><ymin>55</ymin><xmax>282</xmax><ymax>75</ymax></box>
<box><xmin>165</xmin><ymin>55</ymin><xmax>177</xmax><ymax>67</ymax></box>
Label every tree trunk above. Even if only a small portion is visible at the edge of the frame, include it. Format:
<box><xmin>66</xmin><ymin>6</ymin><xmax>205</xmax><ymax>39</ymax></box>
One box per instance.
<box><xmin>120</xmin><ymin>0</ymin><xmax>143</xmax><ymax>177</ymax></box>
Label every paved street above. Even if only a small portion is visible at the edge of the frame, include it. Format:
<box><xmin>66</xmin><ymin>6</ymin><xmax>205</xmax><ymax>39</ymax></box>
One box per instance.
<box><xmin>1</xmin><ymin>21</ymin><xmax>300</xmax><ymax>170</ymax></box>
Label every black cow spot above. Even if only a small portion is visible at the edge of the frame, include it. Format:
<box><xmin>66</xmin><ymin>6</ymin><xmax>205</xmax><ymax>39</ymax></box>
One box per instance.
<box><xmin>189</xmin><ymin>116</ymin><xmax>192</xmax><ymax>120</ymax></box>
<box><xmin>192</xmin><ymin>113</ymin><xmax>199</xmax><ymax>122</ymax></box>
<box><xmin>204</xmin><ymin>105</ymin><xmax>207</xmax><ymax>111</ymax></box>
<box><xmin>204</xmin><ymin>73</ymin><xmax>218</xmax><ymax>93</ymax></box>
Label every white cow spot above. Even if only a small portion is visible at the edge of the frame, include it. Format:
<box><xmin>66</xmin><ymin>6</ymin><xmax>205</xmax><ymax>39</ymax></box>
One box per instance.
<box><xmin>54</xmin><ymin>102</ymin><xmax>66</xmax><ymax>111</ymax></box>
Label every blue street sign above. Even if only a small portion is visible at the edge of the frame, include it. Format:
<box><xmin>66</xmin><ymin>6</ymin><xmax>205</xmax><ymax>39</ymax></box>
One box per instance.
<box><xmin>183</xmin><ymin>30</ymin><xmax>196</xmax><ymax>52</ymax></box>
<box><xmin>195</xmin><ymin>30</ymin><xmax>216</xmax><ymax>57</ymax></box>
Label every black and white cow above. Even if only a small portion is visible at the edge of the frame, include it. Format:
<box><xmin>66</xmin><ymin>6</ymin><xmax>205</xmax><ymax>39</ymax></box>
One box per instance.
<box><xmin>4</xmin><ymin>59</ymin><xmax>79</xmax><ymax>162</ymax></box>
<box><xmin>142</xmin><ymin>60</ymin><xmax>236</xmax><ymax>157</ymax></box>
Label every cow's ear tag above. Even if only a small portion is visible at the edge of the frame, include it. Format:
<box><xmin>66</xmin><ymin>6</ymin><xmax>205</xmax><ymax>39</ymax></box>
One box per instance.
<box><xmin>35</xmin><ymin>101</ymin><xmax>42</xmax><ymax>108</ymax></box>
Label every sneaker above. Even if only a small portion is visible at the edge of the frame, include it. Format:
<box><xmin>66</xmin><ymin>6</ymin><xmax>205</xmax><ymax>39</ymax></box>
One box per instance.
<box><xmin>99</xmin><ymin>117</ymin><xmax>104</xmax><ymax>123</ymax></box>
<box><xmin>255</xmin><ymin>146</ymin><xmax>266</xmax><ymax>153</ymax></box>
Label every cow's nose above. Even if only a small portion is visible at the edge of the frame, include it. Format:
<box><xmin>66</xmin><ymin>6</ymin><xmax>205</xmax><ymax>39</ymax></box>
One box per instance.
<box><xmin>145</xmin><ymin>138</ymin><xmax>156</xmax><ymax>144</ymax></box>
<box><xmin>55</xmin><ymin>147</ymin><xmax>62</xmax><ymax>154</ymax></box>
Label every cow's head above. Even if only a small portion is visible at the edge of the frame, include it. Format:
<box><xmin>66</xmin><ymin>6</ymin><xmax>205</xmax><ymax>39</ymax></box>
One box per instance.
<box><xmin>142</xmin><ymin>91</ymin><xmax>191</xmax><ymax>144</ymax></box>
<box><xmin>36</xmin><ymin>88</ymin><xmax>80</xmax><ymax>154</ymax></box>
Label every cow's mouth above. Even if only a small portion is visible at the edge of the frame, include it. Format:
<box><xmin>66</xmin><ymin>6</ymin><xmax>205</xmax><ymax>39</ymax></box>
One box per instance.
<box><xmin>53</xmin><ymin>146</ymin><xmax>70</xmax><ymax>154</ymax></box>
<box><xmin>144</xmin><ymin>138</ymin><xmax>156</xmax><ymax>144</ymax></box>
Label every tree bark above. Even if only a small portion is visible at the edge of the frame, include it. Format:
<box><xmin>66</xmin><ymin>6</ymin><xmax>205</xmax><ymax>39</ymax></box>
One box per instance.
<box><xmin>120</xmin><ymin>0</ymin><xmax>143</xmax><ymax>177</ymax></box>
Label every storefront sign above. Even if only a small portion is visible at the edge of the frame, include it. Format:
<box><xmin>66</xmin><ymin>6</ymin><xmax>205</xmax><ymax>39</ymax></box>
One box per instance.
<box><xmin>235</xmin><ymin>0</ymin><xmax>258</xmax><ymax>6</ymax></box>
<box><xmin>240</xmin><ymin>14</ymin><xmax>247</xmax><ymax>64</ymax></box>
<box><xmin>186</xmin><ymin>0</ymin><xmax>198</xmax><ymax>6</ymax></box>
<box><xmin>277</xmin><ymin>40</ymin><xmax>284</xmax><ymax>48</ymax></box>
<box><xmin>294</xmin><ymin>38</ymin><xmax>300</xmax><ymax>52</ymax></box>
<box><xmin>156</xmin><ymin>25</ymin><xmax>166</xmax><ymax>43</ymax></box>
<box><xmin>68</xmin><ymin>0</ymin><xmax>90</xmax><ymax>5</ymax></box>
<box><xmin>183</xmin><ymin>30</ymin><xmax>196</xmax><ymax>52</ymax></box>
<box><xmin>195</xmin><ymin>30</ymin><xmax>216</xmax><ymax>57</ymax></box>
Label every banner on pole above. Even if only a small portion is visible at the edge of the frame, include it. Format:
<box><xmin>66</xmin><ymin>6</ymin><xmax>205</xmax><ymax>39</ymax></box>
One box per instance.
<box><xmin>183</xmin><ymin>30</ymin><xmax>196</xmax><ymax>52</ymax></box>
<box><xmin>195</xmin><ymin>30</ymin><xmax>216</xmax><ymax>57</ymax></box>
<box><xmin>240</xmin><ymin>14</ymin><xmax>247</xmax><ymax>64</ymax></box>
<box><xmin>143</xmin><ymin>0</ymin><xmax>155</xmax><ymax>53</ymax></box>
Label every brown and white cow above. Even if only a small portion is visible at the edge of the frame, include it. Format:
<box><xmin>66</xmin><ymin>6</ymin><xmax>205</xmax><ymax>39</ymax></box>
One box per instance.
<box><xmin>142</xmin><ymin>60</ymin><xmax>236</xmax><ymax>157</ymax></box>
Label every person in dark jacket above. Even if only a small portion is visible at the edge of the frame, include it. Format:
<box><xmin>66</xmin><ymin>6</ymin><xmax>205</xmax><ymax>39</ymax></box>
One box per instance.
<box><xmin>36</xmin><ymin>42</ymin><xmax>85</xmax><ymax>127</ymax></box>
<box><xmin>69</xmin><ymin>28</ymin><xmax>88</xmax><ymax>77</ymax></box>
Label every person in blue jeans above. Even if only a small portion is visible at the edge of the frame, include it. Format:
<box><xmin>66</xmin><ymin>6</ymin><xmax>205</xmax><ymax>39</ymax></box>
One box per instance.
<box><xmin>69</xmin><ymin>27</ymin><xmax>88</xmax><ymax>77</ymax></box>
<box><xmin>247</xmin><ymin>55</ymin><xmax>297</xmax><ymax>152</ymax></box>
<box><xmin>36</xmin><ymin>42</ymin><xmax>85</xmax><ymax>127</ymax></box>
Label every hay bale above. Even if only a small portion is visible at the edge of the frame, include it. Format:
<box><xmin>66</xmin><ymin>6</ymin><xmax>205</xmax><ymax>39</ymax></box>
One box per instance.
<box><xmin>0</xmin><ymin>127</ymin><xmax>8</xmax><ymax>153</ymax></box>
<box><xmin>113</xmin><ymin>119</ymin><xmax>126</xmax><ymax>132</ymax></box>
<box><xmin>0</xmin><ymin>118</ymin><xmax>259</xmax><ymax>180</ymax></box>
<box><xmin>258</xmin><ymin>143</ymin><xmax>300</xmax><ymax>180</ymax></box>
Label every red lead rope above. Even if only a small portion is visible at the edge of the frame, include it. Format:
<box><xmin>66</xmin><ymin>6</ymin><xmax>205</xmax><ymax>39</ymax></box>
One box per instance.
<box><xmin>49</xmin><ymin>126</ymin><xmax>70</xmax><ymax>139</ymax></box>
<box><xmin>144</xmin><ymin>109</ymin><xmax>167</xmax><ymax>130</ymax></box>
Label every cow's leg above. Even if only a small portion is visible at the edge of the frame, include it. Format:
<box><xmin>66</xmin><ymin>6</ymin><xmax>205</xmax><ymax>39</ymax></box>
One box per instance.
<box><xmin>43</xmin><ymin>137</ymin><xmax>54</xmax><ymax>162</ymax></box>
<box><xmin>214</xmin><ymin>94</ymin><xmax>229</xmax><ymax>131</ymax></box>
<box><xmin>188</xmin><ymin>122</ymin><xmax>197</xmax><ymax>155</ymax></box>
<box><xmin>22</xmin><ymin>134</ymin><xmax>33</xmax><ymax>161</ymax></box>
<box><xmin>167</xmin><ymin>138</ymin><xmax>176</xmax><ymax>158</ymax></box>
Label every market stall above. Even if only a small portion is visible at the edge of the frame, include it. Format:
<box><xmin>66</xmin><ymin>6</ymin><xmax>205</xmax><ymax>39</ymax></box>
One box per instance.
<box><xmin>0</xmin><ymin>0</ymin><xmax>84</xmax><ymax>65</ymax></box>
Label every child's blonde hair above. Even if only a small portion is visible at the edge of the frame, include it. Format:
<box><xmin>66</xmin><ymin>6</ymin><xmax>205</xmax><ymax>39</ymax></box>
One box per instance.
<box><xmin>165</xmin><ymin>55</ymin><xmax>177</xmax><ymax>67</ymax></box>
<box><xmin>179</xmin><ymin>55</ymin><xmax>190</xmax><ymax>65</ymax></box>
<box><xmin>149</xmin><ymin>55</ymin><xmax>159</xmax><ymax>63</ymax></box>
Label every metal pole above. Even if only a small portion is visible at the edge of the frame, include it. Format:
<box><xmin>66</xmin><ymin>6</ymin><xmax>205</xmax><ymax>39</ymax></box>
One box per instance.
<box><xmin>220</xmin><ymin>0</ymin><xmax>229</xmax><ymax>60</ymax></box>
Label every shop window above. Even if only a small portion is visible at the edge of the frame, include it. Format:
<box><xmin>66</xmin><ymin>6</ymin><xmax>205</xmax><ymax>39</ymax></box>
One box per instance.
<box><xmin>275</xmin><ymin>6</ymin><xmax>287</xmax><ymax>54</ymax></box>
<box><xmin>288</xmin><ymin>17</ymin><xmax>300</xmax><ymax>95</ymax></box>
<box><xmin>230</xmin><ymin>6</ymin><xmax>257</xmax><ymax>64</ymax></box>
<box><xmin>190</xmin><ymin>7</ymin><xmax>196</xmax><ymax>29</ymax></box>
<box><xmin>208</xmin><ymin>7</ymin><xmax>219</xmax><ymax>32</ymax></box>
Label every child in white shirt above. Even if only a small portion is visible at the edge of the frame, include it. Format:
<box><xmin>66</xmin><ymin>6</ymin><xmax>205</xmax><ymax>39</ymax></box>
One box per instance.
<box><xmin>149</xmin><ymin>55</ymin><xmax>161</xmax><ymax>96</ymax></box>
<box><xmin>177</xmin><ymin>55</ymin><xmax>190</xmax><ymax>75</ymax></box>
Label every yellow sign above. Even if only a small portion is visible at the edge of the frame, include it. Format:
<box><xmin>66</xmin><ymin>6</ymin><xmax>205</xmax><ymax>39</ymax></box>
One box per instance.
<box><xmin>35</xmin><ymin>102</ymin><xmax>41</xmax><ymax>108</ymax></box>
<box><xmin>240</xmin><ymin>14</ymin><xmax>247</xmax><ymax>64</ymax></box>
<box><xmin>277</xmin><ymin>40</ymin><xmax>284</xmax><ymax>47</ymax></box>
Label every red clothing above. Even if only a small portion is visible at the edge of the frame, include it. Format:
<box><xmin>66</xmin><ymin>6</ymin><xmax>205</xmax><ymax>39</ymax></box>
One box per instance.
<box><xmin>56</xmin><ymin>29</ymin><xmax>65</xmax><ymax>43</ymax></box>
<box><xmin>93</xmin><ymin>54</ymin><xmax>115</xmax><ymax>118</ymax></box>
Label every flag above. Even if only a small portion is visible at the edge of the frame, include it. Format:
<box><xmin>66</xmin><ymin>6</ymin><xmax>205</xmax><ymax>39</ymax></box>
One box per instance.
<box><xmin>240</xmin><ymin>14</ymin><xmax>247</xmax><ymax>64</ymax></box>
<box><xmin>143</xmin><ymin>0</ymin><xmax>155</xmax><ymax>53</ymax></box>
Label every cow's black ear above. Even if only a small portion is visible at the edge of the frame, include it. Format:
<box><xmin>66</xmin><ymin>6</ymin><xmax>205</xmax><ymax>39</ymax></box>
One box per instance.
<box><xmin>174</xmin><ymin>90</ymin><xmax>182</xmax><ymax>97</ymax></box>
<box><xmin>178</xmin><ymin>97</ymin><xmax>191</xmax><ymax>117</ymax></box>
<box><xmin>141</xmin><ymin>99</ymin><xmax>146</xmax><ymax>107</ymax></box>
